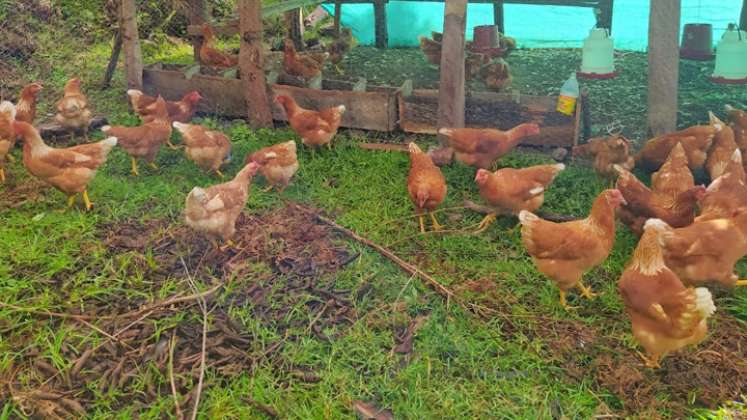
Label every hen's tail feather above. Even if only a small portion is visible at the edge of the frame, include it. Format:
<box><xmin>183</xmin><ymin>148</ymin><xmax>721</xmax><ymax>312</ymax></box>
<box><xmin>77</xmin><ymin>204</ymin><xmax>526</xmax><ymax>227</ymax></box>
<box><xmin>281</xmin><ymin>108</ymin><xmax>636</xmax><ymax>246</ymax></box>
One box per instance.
<box><xmin>518</xmin><ymin>210</ymin><xmax>539</xmax><ymax>226</ymax></box>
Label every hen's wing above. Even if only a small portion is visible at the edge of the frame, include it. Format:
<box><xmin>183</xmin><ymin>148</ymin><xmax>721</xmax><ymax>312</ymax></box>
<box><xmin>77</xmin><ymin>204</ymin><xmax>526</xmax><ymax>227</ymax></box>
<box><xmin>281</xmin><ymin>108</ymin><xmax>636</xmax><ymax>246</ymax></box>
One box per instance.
<box><xmin>293</xmin><ymin>111</ymin><xmax>332</xmax><ymax>133</ymax></box>
<box><xmin>522</xmin><ymin>218</ymin><xmax>601</xmax><ymax>260</ymax></box>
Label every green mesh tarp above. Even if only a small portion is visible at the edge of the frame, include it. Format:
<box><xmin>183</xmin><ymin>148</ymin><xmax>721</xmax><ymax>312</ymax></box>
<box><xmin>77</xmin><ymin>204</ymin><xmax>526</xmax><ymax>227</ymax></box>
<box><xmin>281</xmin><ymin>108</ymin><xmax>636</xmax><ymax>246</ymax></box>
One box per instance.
<box><xmin>322</xmin><ymin>1</ymin><xmax>743</xmax><ymax>51</ymax></box>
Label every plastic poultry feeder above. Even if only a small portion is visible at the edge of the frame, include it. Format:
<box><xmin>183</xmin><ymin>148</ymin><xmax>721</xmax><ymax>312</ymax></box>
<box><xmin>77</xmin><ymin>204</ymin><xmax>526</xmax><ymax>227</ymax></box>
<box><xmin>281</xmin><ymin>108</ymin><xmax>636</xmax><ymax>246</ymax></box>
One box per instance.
<box><xmin>469</xmin><ymin>25</ymin><xmax>506</xmax><ymax>58</ymax></box>
<box><xmin>711</xmin><ymin>26</ymin><xmax>747</xmax><ymax>84</ymax></box>
<box><xmin>578</xmin><ymin>28</ymin><xmax>616</xmax><ymax>79</ymax></box>
<box><xmin>680</xmin><ymin>23</ymin><xmax>714</xmax><ymax>60</ymax></box>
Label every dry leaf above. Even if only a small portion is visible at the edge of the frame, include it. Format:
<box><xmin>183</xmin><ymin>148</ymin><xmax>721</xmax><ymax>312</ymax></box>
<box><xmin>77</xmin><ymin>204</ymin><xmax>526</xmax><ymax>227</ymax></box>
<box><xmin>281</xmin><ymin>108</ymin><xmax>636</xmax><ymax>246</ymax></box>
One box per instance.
<box><xmin>352</xmin><ymin>400</ymin><xmax>394</xmax><ymax>420</ymax></box>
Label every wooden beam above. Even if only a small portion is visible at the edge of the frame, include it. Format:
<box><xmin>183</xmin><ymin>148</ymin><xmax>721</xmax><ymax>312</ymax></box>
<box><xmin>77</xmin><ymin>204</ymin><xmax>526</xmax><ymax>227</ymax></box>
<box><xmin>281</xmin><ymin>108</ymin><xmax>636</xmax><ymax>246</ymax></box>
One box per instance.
<box><xmin>647</xmin><ymin>0</ymin><xmax>680</xmax><ymax>136</ymax></box>
<box><xmin>334</xmin><ymin>1</ymin><xmax>342</xmax><ymax>37</ymax></box>
<box><xmin>741</xmin><ymin>0</ymin><xmax>747</xmax><ymax>32</ymax></box>
<box><xmin>436</xmin><ymin>0</ymin><xmax>467</xmax><ymax>146</ymax></box>
<box><xmin>239</xmin><ymin>0</ymin><xmax>273</xmax><ymax>128</ymax></box>
<box><xmin>120</xmin><ymin>0</ymin><xmax>143</xmax><ymax>89</ymax></box>
<box><xmin>596</xmin><ymin>0</ymin><xmax>613</xmax><ymax>31</ymax></box>
<box><xmin>186</xmin><ymin>0</ymin><xmax>208</xmax><ymax>63</ymax></box>
<box><xmin>374</xmin><ymin>0</ymin><xmax>388</xmax><ymax>48</ymax></box>
<box><xmin>493</xmin><ymin>1</ymin><xmax>505</xmax><ymax>33</ymax></box>
<box><xmin>285</xmin><ymin>8</ymin><xmax>305</xmax><ymax>51</ymax></box>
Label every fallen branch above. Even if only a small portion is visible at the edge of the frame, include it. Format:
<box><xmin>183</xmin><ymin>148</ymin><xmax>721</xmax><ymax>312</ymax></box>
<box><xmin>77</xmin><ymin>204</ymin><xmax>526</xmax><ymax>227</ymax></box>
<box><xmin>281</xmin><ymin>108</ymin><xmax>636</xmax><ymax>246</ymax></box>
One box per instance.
<box><xmin>169</xmin><ymin>331</ymin><xmax>184</xmax><ymax>420</ymax></box>
<box><xmin>294</xmin><ymin>205</ymin><xmax>454</xmax><ymax>300</ymax></box>
<box><xmin>181</xmin><ymin>258</ymin><xmax>208</xmax><ymax>420</ymax></box>
<box><xmin>463</xmin><ymin>200</ymin><xmax>577</xmax><ymax>223</ymax></box>
<box><xmin>296</xmin><ymin>204</ymin><xmax>561</xmax><ymax>321</ymax></box>
<box><xmin>38</xmin><ymin>116</ymin><xmax>109</xmax><ymax>141</ymax></box>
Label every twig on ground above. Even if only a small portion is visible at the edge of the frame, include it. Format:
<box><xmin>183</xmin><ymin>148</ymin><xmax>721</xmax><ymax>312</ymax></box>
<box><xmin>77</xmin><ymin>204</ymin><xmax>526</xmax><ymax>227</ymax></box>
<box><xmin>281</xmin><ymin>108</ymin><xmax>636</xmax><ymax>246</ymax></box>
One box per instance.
<box><xmin>169</xmin><ymin>330</ymin><xmax>184</xmax><ymax>420</ymax></box>
<box><xmin>180</xmin><ymin>257</ymin><xmax>209</xmax><ymax>420</ymax></box>
<box><xmin>463</xmin><ymin>200</ymin><xmax>577</xmax><ymax>222</ymax></box>
<box><xmin>244</xmin><ymin>396</ymin><xmax>279</xmax><ymax>418</ymax></box>
<box><xmin>295</xmin><ymin>204</ymin><xmax>454</xmax><ymax>300</ymax></box>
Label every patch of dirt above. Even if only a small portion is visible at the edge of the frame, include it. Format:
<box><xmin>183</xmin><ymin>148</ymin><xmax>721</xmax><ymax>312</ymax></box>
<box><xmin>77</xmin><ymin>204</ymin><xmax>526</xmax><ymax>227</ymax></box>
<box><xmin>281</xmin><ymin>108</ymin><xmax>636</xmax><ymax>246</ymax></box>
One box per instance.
<box><xmin>0</xmin><ymin>178</ymin><xmax>47</xmax><ymax>209</ymax></box>
<box><xmin>4</xmin><ymin>204</ymin><xmax>361</xmax><ymax>417</ymax></box>
<box><xmin>536</xmin><ymin>315</ymin><xmax>747</xmax><ymax>417</ymax></box>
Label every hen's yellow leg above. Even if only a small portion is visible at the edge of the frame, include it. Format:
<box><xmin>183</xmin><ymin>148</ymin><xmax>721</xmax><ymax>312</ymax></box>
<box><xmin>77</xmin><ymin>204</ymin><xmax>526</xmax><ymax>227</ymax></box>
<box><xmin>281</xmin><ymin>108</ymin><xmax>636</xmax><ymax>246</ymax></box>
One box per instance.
<box><xmin>166</xmin><ymin>140</ymin><xmax>179</xmax><ymax>150</ymax></box>
<box><xmin>130</xmin><ymin>157</ymin><xmax>140</xmax><ymax>176</ymax></box>
<box><xmin>335</xmin><ymin>64</ymin><xmax>344</xmax><ymax>75</ymax></box>
<box><xmin>215</xmin><ymin>169</ymin><xmax>226</xmax><ymax>179</ymax></box>
<box><xmin>6</xmin><ymin>154</ymin><xmax>14</xmax><ymax>163</ymax></box>
<box><xmin>418</xmin><ymin>214</ymin><xmax>426</xmax><ymax>233</ymax></box>
<box><xmin>149</xmin><ymin>161</ymin><xmax>159</xmax><ymax>170</ymax></box>
<box><xmin>578</xmin><ymin>281</ymin><xmax>598</xmax><ymax>299</ymax></box>
<box><xmin>735</xmin><ymin>280</ymin><xmax>747</xmax><ymax>286</ymax></box>
<box><xmin>474</xmin><ymin>213</ymin><xmax>496</xmax><ymax>234</ymax></box>
<box><xmin>636</xmin><ymin>351</ymin><xmax>661</xmax><ymax>369</ymax></box>
<box><xmin>57</xmin><ymin>194</ymin><xmax>77</xmax><ymax>212</ymax></box>
<box><xmin>559</xmin><ymin>290</ymin><xmax>579</xmax><ymax>310</ymax></box>
<box><xmin>429</xmin><ymin>211</ymin><xmax>444</xmax><ymax>231</ymax></box>
<box><xmin>261</xmin><ymin>185</ymin><xmax>274</xmax><ymax>193</ymax></box>
<box><xmin>0</xmin><ymin>168</ymin><xmax>5</xmax><ymax>183</ymax></box>
<box><xmin>220</xmin><ymin>239</ymin><xmax>237</xmax><ymax>251</ymax></box>
<box><xmin>82</xmin><ymin>190</ymin><xmax>93</xmax><ymax>211</ymax></box>
<box><xmin>326</xmin><ymin>142</ymin><xmax>332</xmax><ymax>150</ymax></box>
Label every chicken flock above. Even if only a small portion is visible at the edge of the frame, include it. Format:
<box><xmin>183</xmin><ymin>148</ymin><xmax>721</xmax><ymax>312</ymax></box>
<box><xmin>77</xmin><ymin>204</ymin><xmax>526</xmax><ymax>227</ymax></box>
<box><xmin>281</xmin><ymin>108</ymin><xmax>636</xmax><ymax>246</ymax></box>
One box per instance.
<box><xmin>2</xmin><ymin>58</ymin><xmax>747</xmax><ymax>371</ymax></box>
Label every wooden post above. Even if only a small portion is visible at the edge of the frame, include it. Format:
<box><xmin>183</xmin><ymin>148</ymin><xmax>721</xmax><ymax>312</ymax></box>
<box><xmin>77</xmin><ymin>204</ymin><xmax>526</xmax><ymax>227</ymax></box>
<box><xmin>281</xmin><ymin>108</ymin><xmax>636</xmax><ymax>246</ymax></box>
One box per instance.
<box><xmin>186</xmin><ymin>0</ymin><xmax>207</xmax><ymax>63</ymax></box>
<box><xmin>647</xmin><ymin>0</ymin><xmax>680</xmax><ymax>136</ymax></box>
<box><xmin>741</xmin><ymin>0</ymin><xmax>747</xmax><ymax>31</ymax></box>
<box><xmin>436</xmin><ymin>0</ymin><xmax>467</xmax><ymax>146</ymax></box>
<box><xmin>285</xmin><ymin>8</ymin><xmax>304</xmax><ymax>51</ymax></box>
<box><xmin>596</xmin><ymin>0</ymin><xmax>613</xmax><ymax>32</ymax></box>
<box><xmin>239</xmin><ymin>0</ymin><xmax>273</xmax><ymax>128</ymax></box>
<box><xmin>334</xmin><ymin>1</ymin><xmax>342</xmax><ymax>37</ymax></box>
<box><xmin>120</xmin><ymin>0</ymin><xmax>143</xmax><ymax>89</ymax></box>
<box><xmin>374</xmin><ymin>0</ymin><xmax>388</xmax><ymax>48</ymax></box>
<box><xmin>101</xmin><ymin>32</ymin><xmax>123</xmax><ymax>89</ymax></box>
<box><xmin>493</xmin><ymin>1</ymin><xmax>504</xmax><ymax>33</ymax></box>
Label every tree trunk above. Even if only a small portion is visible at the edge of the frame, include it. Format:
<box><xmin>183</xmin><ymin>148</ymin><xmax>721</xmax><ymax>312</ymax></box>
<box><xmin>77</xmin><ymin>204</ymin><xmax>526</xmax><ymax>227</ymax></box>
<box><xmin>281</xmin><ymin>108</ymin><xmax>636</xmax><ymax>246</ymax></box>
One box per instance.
<box><xmin>120</xmin><ymin>0</ymin><xmax>143</xmax><ymax>89</ymax></box>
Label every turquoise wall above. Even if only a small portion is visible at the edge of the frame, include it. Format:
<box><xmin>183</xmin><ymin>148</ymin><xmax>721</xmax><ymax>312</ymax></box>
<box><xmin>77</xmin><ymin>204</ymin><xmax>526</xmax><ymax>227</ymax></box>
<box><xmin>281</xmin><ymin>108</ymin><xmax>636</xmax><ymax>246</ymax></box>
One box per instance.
<box><xmin>322</xmin><ymin>1</ymin><xmax>743</xmax><ymax>51</ymax></box>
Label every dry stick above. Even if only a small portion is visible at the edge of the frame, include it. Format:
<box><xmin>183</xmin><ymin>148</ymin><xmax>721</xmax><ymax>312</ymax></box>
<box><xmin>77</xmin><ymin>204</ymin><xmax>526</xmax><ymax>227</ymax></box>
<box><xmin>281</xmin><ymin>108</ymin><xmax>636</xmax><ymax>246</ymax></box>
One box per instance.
<box><xmin>75</xmin><ymin>318</ymin><xmax>134</xmax><ymax>350</ymax></box>
<box><xmin>297</xmin><ymin>205</ymin><xmax>559</xmax><ymax>321</ymax></box>
<box><xmin>180</xmin><ymin>257</ymin><xmax>208</xmax><ymax>420</ymax></box>
<box><xmin>295</xmin><ymin>205</ymin><xmax>454</xmax><ymax>301</ymax></box>
<box><xmin>169</xmin><ymin>330</ymin><xmax>184</xmax><ymax>420</ymax></box>
<box><xmin>101</xmin><ymin>31</ymin><xmax>123</xmax><ymax>89</ymax></box>
<box><xmin>463</xmin><ymin>200</ymin><xmax>578</xmax><ymax>223</ymax></box>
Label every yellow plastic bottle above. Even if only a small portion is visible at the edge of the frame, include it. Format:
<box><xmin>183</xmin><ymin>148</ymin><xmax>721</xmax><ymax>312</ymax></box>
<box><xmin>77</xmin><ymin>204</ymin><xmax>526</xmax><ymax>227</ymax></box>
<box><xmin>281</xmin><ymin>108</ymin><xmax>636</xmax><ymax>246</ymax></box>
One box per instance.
<box><xmin>556</xmin><ymin>72</ymin><xmax>579</xmax><ymax>116</ymax></box>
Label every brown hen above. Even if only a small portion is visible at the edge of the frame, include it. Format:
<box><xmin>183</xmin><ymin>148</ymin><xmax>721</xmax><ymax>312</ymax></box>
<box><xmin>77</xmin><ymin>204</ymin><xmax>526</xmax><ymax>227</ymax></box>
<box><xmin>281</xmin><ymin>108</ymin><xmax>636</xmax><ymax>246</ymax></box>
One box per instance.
<box><xmin>407</xmin><ymin>142</ymin><xmax>447</xmax><ymax>233</ymax></box>
<box><xmin>618</xmin><ymin>218</ymin><xmax>716</xmax><ymax>368</ymax></box>
<box><xmin>438</xmin><ymin>123</ymin><xmax>540</xmax><ymax>169</ymax></box>
<box><xmin>519</xmin><ymin>189</ymin><xmax>626</xmax><ymax>309</ymax></box>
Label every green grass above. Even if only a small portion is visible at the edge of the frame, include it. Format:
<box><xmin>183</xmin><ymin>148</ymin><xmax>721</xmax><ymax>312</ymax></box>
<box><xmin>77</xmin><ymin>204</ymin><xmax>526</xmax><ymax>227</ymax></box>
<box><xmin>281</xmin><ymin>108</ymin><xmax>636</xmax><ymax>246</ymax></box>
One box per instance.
<box><xmin>1</xmin><ymin>22</ymin><xmax>746</xmax><ymax>420</ymax></box>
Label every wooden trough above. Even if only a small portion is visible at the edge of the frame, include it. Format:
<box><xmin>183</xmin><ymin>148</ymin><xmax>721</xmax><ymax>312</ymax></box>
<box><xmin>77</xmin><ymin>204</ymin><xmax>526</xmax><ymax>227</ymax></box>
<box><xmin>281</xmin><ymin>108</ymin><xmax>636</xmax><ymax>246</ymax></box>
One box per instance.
<box><xmin>399</xmin><ymin>88</ymin><xmax>582</xmax><ymax>147</ymax></box>
<box><xmin>142</xmin><ymin>63</ymin><xmax>399</xmax><ymax>131</ymax></box>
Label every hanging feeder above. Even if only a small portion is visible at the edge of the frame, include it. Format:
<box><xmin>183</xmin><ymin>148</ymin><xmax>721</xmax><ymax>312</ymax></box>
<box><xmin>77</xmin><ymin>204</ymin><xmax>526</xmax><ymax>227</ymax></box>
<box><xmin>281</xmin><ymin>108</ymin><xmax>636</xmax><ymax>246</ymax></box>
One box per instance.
<box><xmin>680</xmin><ymin>23</ymin><xmax>714</xmax><ymax>60</ymax></box>
<box><xmin>469</xmin><ymin>25</ymin><xmax>506</xmax><ymax>58</ymax></box>
<box><xmin>578</xmin><ymin>28</ymin><xmax>617</xmax><ymax>79</ymax></box>
<box><xmin>711</xmin><ymin>25</ymin><xmax>747</xmax><ymax>84</ymax></box>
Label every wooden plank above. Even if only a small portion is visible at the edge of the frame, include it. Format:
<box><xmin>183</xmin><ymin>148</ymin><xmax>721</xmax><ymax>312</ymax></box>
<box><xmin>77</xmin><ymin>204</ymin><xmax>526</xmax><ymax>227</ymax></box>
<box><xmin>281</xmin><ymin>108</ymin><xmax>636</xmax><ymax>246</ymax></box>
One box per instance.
<box><xmin>493</xmin><ymin>1</ymin><xmax>505</xmax><ymax>33</ymax></box>
<box><xmin>239</xmin><ymin>0</ymin><xmax>274</xmax><ymax>128</ymax></box>
<box><xmin>596</xmin><ymin>0</ymin><xmax>613</xmax><ymax>31</ymax></box>
<box><xmin>647</xmin><ymin>0</ymin><xmax>680</xmax><ymax>136</ymax></box>
<box><xmin>271</xmin><ymin>83</ymin><xmax>397</xmax><ymax>131</ymax></box>
<box><xmin>374</xmin><ymin>0</ymin><xmax>388</xmax><ymax>48</ymax></box>
<box><xmin>120</xmin><ymin>0</ymin><xmax>143</xmax><ymax>89</ymax></box>
<box><xmin>285</xmin><ymin>8</ymin><xmax>305</xmax><ymax>51</ymax></box>
<box><xmin>334</xmin><ymin>1</ymin><xmax>342</xmax><ymax>36</ymax></box>
<box><xmin>400</xmin><ymin>89</ymin><xmax>577</xmax><ymax>147</ymax></box>
<box><xmin>142</xmin><ymin>64</ymin><xmax>247</xmax><ymax>117</ymax></box>
<box><xmin>186</xmin><ymin>0</ymin><xmax>208</xmax><ymax>63</ymax></box>
<box><xmin>39</xmin><ymin>117</ymin><xmax>108</xmax><ymax>141</ymax></box>
<box><xmin>436</xmin><ymin>0</ymin><xmax>467</xmax><ymax>145</ymax></box>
